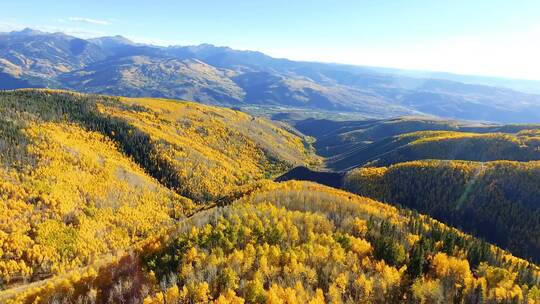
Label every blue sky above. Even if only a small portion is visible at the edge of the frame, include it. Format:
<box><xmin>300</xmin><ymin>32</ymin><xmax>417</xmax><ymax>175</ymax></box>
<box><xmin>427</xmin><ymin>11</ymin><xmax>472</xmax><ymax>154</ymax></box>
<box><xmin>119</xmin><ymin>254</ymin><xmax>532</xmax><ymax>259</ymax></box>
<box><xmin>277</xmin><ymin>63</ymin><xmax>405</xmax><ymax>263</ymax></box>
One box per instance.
<box><xmin>1</xmin><ymin>0</ymin><xmax>540</xmax><ymax>80</ymax></box>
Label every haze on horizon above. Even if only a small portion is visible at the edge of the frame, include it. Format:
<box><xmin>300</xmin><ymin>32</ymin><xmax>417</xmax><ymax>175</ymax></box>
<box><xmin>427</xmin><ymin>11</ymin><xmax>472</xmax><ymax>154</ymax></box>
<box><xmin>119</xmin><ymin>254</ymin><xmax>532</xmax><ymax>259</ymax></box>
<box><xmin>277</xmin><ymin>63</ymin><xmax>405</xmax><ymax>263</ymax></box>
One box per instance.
<box><xmin>1</xmin><ymin>0</ymin><xmax>539</xmax><ymax>81</ymax></box>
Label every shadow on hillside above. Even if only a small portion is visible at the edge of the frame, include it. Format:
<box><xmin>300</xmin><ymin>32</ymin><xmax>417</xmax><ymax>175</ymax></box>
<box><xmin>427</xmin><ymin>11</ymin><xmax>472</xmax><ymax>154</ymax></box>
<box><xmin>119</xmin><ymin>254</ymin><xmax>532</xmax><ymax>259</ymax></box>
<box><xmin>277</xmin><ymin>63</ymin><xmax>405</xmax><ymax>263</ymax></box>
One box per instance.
<box><xmin>275</xmin><ymin>166</ymin><xmax>344</xmax><ymax>188</ymax></box>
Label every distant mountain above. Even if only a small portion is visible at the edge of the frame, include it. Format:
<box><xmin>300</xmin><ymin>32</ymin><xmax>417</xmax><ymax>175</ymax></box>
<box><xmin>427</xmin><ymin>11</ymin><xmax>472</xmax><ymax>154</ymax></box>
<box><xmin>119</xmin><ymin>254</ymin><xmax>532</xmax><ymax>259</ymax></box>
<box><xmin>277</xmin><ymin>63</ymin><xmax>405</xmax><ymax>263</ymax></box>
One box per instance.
<box><xmin>59</xmin><ymin>56</ymin><xmax>246</xmax><ymax>104</ymax></box>
<box><xmin>372</xmin><ymin>66</ymin><xmax>540</xmax><ymax>95</ymax></box>
<box><xmin>88</xmin><ymin>35</ymin><xmax>136</xmax><ymax>49</ymax></box>
<box><xmin>2</xmin><ymin>28</ymin><xmax>540</xmax><ymax>123</ymax></box>
<box><xmin>0</xmin><ymin>28</ymin><xmax>104</xmax><ymax>81</ymax></box>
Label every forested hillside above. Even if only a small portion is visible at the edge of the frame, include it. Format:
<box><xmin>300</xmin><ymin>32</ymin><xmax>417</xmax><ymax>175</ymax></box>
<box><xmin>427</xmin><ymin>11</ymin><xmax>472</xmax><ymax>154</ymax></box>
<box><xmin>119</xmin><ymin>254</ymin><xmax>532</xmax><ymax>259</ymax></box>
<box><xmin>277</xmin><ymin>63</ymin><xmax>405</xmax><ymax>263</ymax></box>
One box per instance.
<box><xmin>344</xmin><ymin>160</ymin><xmax>540</xmax><ymax>263</ymax></box>
<box><xmin>2</xmin><ymin>90</ymin><xmax>540</xmax><ymax>303</ymax></box>
<box><xmin>0</xmin><ymin>89</ymin><xmax>313</xmax><ymax>288</ymax></box>
<box><xmin>331</xmin><ymin>130</ymin><xmax>540</xmax><ymax>170</ymax></box>
<box><xmin>296</xmin><ymin>118</ymin><xmax>447</xmax><ymax>153</ymax></box>
<box><xmin>294</xmin><ymin>117</ymin><xmax>479</xmax><ymax>161</ymax></box>
<box><xmin>276</xmin><ymin>117</ymin><xmax>540</xmax><ymax>270</ymax></box>
<box><xmin>4</xmin><ymin>181</ymin><xmax>539</xmax><ymax>303</ymax></box>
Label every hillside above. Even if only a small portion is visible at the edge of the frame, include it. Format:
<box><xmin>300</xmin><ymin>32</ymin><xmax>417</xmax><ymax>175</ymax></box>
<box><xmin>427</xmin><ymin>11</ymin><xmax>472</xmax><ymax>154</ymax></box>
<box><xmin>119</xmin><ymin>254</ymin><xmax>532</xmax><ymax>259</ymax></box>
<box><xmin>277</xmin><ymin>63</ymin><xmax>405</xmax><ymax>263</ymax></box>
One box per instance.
<box><xmin>294</xmin><ymin>117</ymin><xmax>467</xmax><ymax>158</ymax></box>
<box><xmin>0</xmin><ymin>89</ymin><xmax>313</xmax><ymax>287</ymax></box>
<box><xmin>331</xmin><ymin>130</ymin><xmax>540</xmax><ymax>171</ymax></box>
<box><xmin>292</xmin><ymin>117</ymin><xmax>540</xmax><ymax>170</ymax></box>
<box><xmin>293</xmin><ymin>117</ymin><xmax>540</xmax><ymax>158</ymax></box>
<box><xmin>1</xmin><ymin>91</ymin><xmax>539</xmax><ymax>303</ymax></box>
<box><xmin>3</xmin><ymin>29</ymin><xmax>540</xmax><ymax>123</ymax></box>
<box><xmin>58</xmin><ymin>57</ymin><xmax>247</xmax><ymax>104</ymax></box>
<box><xmin>3</xmin><ymin>181</ymin><xmax>539</xmax><ymax>303</ymax></box>
<box><xmin>344</xmin><ymin>160</ymin><xmax>540</xmax><ymax>263</ymax></box>
<box><xmin>275</xmin><ymin>117</ymin><xmax>540</xmax><ymax>267</ymax></box>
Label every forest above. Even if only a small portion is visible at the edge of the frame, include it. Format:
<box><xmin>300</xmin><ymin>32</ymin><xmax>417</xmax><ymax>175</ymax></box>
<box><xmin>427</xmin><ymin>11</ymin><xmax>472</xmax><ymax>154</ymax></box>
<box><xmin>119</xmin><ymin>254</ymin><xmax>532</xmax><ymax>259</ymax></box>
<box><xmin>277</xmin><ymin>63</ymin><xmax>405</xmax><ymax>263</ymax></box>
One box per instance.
<box><xmin>4</xmin><ymin>181</ymin><xmax>540</xmax><ymax>303</ymax></box>
<box><xmin>0</xmin><ymin>89</ymin><xmax>312</xmax><ymax>290</ymax></box>
<box><xmin>332</xmin><ymin>129</ymin><xmax>540</xmax><ymax>171</ymax></box>
<box><xmin>344</xmin><ymin>160</ymin><xmax>540</xmax><ymax>263</ymax></box>
<box><xmin>1</xmin><ymin>89</ymin><xmax>540</xmax><ymax>303</ymax></box>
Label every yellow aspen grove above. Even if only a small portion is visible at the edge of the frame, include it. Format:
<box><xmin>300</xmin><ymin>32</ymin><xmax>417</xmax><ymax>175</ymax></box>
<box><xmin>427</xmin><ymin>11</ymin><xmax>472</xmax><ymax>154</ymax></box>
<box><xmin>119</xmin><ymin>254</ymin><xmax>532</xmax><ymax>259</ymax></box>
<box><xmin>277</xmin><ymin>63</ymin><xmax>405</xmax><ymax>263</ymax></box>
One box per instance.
<box><xmin>0</xmin><ymin>91</ymin><xmax>539</xmax><ymax>304</ymax></box>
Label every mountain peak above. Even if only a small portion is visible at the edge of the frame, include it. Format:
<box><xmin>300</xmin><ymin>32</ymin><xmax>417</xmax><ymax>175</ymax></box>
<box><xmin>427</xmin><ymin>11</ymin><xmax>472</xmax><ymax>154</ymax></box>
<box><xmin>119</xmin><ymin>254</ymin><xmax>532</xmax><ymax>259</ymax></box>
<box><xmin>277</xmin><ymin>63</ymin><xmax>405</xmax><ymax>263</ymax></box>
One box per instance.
<box><xmin>185</xmin><ymin>43</ymin><xmax>231</xmax><ymax>52</ymax></box>
<box><xmin>88</xmin><ymin>35</ymin><xmax>136</xmax><ymax>49</ymax></box>
<box><xmin>108</xmin><ymin>35</ymin><xmax>134</xmax><ymax>44</ymax></box>
<box><xmin>10</xmin><ymin>27</ymin><xmax>45</xmax><ymax>36</ymax></box>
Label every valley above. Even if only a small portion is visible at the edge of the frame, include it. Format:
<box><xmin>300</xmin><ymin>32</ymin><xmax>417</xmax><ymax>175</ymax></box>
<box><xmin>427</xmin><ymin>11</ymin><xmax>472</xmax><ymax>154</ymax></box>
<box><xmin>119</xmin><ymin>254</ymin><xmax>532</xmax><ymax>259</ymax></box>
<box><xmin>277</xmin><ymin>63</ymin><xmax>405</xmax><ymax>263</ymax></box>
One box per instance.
<box><xmin>279</xmin><ymin>117</ymin><xmax>540</xmax><ymax>264</ymax></box>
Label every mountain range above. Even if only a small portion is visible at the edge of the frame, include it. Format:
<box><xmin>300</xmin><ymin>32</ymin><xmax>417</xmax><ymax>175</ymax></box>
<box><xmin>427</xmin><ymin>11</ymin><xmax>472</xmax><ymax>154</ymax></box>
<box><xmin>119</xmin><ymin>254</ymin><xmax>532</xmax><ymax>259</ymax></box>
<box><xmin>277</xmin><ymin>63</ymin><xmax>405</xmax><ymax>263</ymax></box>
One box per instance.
<box><xmin>2</xmin><ymin>28</ymin><xmax>540</xmax><ymax>123</ymax></box>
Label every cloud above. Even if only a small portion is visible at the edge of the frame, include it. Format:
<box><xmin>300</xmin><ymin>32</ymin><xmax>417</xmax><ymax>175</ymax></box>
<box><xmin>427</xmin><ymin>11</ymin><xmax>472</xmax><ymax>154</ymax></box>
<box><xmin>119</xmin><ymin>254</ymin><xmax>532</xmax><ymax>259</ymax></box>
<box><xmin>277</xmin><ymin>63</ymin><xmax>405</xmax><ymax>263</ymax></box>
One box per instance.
<box><xmin>67</xmin><ymin>17</ymin><xmax>110</xmax><ymax>26</ymax></box>
<box><xmin>0</xmin><ymin>21</ymin><xmax>26</xmax><ymax>32</ymax></box>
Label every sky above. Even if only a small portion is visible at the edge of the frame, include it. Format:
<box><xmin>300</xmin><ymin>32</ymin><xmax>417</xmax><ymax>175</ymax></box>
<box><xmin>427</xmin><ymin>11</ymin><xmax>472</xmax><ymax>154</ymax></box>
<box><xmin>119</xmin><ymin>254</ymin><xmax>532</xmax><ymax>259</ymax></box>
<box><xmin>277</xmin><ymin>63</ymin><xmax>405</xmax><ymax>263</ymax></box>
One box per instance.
<box><xmin>1</xmin><ymin>0</ymin><xmax>540</xmax><ymax>80</ymax></box>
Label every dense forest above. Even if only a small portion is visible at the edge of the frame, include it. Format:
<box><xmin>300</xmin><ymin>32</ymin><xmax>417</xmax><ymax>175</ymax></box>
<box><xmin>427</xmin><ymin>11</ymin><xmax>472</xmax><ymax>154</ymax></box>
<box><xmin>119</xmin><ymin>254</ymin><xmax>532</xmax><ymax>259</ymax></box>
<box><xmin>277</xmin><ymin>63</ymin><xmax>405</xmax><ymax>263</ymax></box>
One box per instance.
<box><xmin>344</xmin><ymin>160</ymin><xmax>540</xmax><ymax>263</ymax></box>
<box><xmin>0</xmin><ymin>89</ymin><xmax>313</xmax><ymax>289</ymax></box>
<box><xmin>293</xmin><ymin>117</ymin><xmax>540</xmax><ymax>171</ymax></box>
<box><xmin>2</xmin><ymin>90</ymin><xmax>540</xmax><ymax>303</ymax></box>
<box><xmin>330</xmin><ymin>130</ymin><xmax>540</xmax><ymax>170</ymax></box>
<box><xmin>281</xmin><ymin>117</ymin><xmax>540</xmax><ymax>279</ymax></box>
<box><xmin>4</xmin><ymin>182</ymin><xmax>540</xmax><ymax>303</ymax></box>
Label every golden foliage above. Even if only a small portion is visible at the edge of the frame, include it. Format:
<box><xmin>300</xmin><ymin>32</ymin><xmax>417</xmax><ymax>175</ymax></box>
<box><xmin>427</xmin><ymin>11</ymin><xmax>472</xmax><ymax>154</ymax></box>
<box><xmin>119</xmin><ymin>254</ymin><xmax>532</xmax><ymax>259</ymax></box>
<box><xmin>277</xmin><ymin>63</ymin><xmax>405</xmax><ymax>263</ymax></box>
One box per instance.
<box><xmin>344</xmin><ymin>159</ymin><xmax>540</xmax><ymax>263</ymax></box>
<box><xmin>100</xmin><ymin>97</ymin><xmax>317</xmax><ymax>201</ymax></box>
<box><xmin>1</xmin><ymin>90</ymin><xmax>539</xmax><ymax>304</ymax></box>
<box><xmin>0</xmin><ymin>120</ymin><xmax>193</xmax><ymax>283</ymax></box>
<box><xmin>3</xmin><ymin>181</ymin><xmax>540</xmax><ymax>303</ymax></box>
<box><xmin>0</xmin><ymin>89</ymin><xmax>313</xmax><ymax>286</ymax></box>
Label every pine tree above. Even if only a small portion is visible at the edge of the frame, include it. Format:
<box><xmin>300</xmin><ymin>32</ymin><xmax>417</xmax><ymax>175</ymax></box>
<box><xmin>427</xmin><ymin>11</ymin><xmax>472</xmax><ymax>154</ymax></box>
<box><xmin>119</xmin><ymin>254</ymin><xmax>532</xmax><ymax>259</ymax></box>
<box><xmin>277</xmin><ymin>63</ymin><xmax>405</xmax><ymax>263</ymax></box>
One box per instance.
<box><xmin>408</xmin><ymin>241</ymin><xmax>425</xmax><ymax>279</ymax></box>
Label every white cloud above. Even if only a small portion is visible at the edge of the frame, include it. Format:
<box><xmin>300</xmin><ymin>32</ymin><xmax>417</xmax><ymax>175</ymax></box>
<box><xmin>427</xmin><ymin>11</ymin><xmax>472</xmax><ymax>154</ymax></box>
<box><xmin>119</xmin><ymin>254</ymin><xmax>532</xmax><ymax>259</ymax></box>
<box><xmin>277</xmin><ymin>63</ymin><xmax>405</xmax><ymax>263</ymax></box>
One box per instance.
<box><xmin>68</xmin><ymin>17</ymin><xmax>110</xmax><ymax>26</ymax></box>
<box><xmin>0</xmin><ymin>21</ymin><xmax>25</xmax><ymax>32</ymax></box>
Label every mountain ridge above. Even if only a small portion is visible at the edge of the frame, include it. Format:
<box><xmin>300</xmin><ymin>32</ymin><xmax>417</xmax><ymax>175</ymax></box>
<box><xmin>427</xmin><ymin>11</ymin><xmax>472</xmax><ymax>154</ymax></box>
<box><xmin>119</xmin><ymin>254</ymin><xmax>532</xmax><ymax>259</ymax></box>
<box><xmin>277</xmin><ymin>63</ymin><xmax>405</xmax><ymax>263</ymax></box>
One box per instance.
<box><xmin>3</xmin><ymin>28</ymin><xmax>540</xmax><ymax>123</ymax></box>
